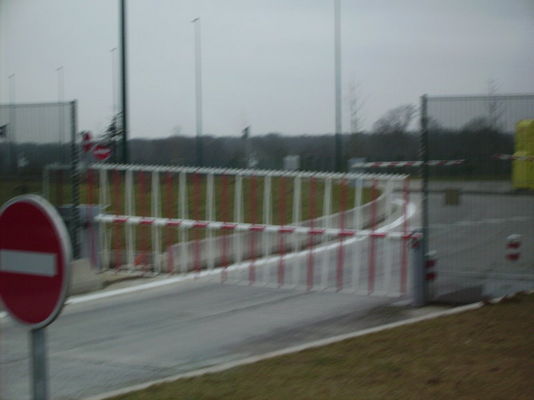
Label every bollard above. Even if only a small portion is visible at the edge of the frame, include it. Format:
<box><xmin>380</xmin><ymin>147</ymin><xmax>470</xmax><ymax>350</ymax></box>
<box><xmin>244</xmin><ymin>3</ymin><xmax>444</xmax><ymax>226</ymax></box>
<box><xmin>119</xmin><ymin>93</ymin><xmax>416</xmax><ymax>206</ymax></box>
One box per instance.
<box><xmin>444</xmin><ymin>188</ymin><xmax>460</xmax><ymax>206</ymax></box>
<box><xmin>410</xmin><ymin>233</ymin><xmax>426</xmax><ymax>307</ymax></box>
<box><xmin>425</xmin><ymin>250</ymin><xmax>437</xmax><ymax>281</ymax></box>
<box><xmin>506</xmin><ymin>234</ymin><xmax>521</xmax><ymax>261</ymax></box>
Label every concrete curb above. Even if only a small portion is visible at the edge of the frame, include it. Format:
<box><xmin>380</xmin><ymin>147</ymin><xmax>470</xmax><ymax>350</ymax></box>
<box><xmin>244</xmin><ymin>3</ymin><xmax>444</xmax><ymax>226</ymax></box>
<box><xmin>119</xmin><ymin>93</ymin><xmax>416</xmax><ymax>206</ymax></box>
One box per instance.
<box><xmin>82</xmin><ymin>301</ymin><xmax>484</xmax><ymax>400</ymax></box>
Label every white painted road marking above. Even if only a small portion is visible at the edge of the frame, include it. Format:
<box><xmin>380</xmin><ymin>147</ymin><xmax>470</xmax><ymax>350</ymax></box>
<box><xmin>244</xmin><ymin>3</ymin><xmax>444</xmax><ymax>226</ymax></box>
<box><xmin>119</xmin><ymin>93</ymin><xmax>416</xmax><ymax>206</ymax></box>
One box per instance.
<box><xmin>0</xmin><ymin>249</ymin><xmax>57</xmax><ymax>277</ymax></box>
<box><xmin>431</xmin><ymin>216</ymin><xmax>534</xmax><ymax>229</ymax></box>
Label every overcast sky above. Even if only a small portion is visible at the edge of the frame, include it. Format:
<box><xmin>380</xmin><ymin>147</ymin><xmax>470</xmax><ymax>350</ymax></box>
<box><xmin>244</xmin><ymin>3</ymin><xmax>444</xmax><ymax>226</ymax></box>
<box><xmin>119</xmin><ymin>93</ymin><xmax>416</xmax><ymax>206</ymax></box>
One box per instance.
<box><xmin>1</xmin><ymin>0</ymin><xmax>533</xmax><ymax>138</ymax></box>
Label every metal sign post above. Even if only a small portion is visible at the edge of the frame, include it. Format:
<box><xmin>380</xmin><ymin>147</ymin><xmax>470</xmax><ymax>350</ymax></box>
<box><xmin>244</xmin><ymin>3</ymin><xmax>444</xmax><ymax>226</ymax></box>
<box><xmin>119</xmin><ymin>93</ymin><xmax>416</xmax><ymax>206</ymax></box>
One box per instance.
<box><xmin>31</xmin><ymin>328</ymin><xmax>48</xmax><ymax>400</ymax></box>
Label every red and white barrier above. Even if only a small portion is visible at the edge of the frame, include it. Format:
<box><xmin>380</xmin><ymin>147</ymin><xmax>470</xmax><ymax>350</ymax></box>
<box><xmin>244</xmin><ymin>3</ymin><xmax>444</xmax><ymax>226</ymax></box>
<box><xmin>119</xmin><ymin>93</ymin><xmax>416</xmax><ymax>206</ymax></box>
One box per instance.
<box><xmin>506</xmin><ymin>234</ymin><xmax>521</xmax><ymax>261</ymax></box>
<box><xmin>493</xmin><ymin>154</ymin><xmax>534</xmax><ymax>161</ymax></box>
<box><xmin>45</xmin><ymin>163</ymin><xmax>411</xmax><ymax>297</ymax></box>
<box><xmin>95</xmin><ymin>197</ymin><xmax>417</xmax><ymax>297</ymax></box>
<box><xmin>95</xmin><ymin>214</ymin><xmax>415</xmax><ymax>240</ymax></box>
<box><xmin>352</xmin><ymin>160</ymin><xmax>464</xmax><ymax>168</ymax></box>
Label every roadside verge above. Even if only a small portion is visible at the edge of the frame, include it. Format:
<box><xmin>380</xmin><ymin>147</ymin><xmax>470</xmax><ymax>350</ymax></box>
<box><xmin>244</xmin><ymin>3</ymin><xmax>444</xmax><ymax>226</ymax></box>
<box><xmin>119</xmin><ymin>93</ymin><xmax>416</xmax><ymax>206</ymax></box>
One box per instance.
<box><xmin>83</xmin><ymin>292</ymin><xmax>534</xmax><ymax>400</ymax></box>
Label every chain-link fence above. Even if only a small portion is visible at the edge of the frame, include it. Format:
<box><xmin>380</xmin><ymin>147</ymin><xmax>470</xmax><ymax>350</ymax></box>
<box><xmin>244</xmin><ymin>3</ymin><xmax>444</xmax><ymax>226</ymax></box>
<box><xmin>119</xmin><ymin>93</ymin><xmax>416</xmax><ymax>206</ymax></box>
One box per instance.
<box><xmin>0</xmin><ymin>101</ymin><xmax>80</xmax><ymax>257</ymax></box>
<box><xmin>421</xmin><ymin>94</ymin><xmax>534</xmax><ymax>304</ymax></box>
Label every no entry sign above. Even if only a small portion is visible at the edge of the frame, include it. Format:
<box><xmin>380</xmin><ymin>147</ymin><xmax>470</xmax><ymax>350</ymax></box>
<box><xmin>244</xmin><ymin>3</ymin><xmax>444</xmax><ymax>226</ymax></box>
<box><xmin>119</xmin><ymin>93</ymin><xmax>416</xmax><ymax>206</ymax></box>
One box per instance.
<box><xmin>93</xmin><ymin>144</ymin><xmax>112</xmax><ymax>161</ymax></box>
<box><xmin>0</xmin><ymin>195</ymin><xmax>71</xmax><ymax>328</ymax></box>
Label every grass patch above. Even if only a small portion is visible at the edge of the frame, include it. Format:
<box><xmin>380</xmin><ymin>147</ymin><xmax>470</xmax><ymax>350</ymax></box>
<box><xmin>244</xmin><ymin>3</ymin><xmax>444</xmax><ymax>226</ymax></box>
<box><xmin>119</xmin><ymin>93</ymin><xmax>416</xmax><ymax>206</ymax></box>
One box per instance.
<box><xmin>0</xmin><ymin>177</ymin><xmax>43</xmax><ymax>205</ymax></box>
<box><xmin>109</xmin><ymin>293</ymin><xmax>534</xmax><ymax>400</ymax></box>
<box><xmin>104</xmin><ymin>175</ymin><xmax>375</xmax><ymax>258</ymax></box>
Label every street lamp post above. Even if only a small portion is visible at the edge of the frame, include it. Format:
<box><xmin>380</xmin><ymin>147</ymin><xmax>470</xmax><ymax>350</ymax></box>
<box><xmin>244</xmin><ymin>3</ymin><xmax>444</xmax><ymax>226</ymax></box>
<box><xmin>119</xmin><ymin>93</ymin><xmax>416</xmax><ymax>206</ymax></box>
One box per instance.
<box><xmin>8</xmin><ymin>73</ymin><xmax>16</xmax><ymax>173</ymax></box>
<box><xmin>192</xmin><ymin>17</ymin><xmax>203</xmax><ymax>167</ymax></box>
<box><xmin>57</xmin><ymin>66</ymin><xmax>65</xmax><ymax>163</ymax></box>
<box><xmin>111</xmin><ymin>48</ymin><xmax>118</xmax><ymax>116</ymax></box>
<box><xmin>334</xmin><ymin>0</ymin><xmax>342</xmax><ymax>172</ymax></box>
<box><xmin>119</xmin><ymin>0</ymin><xmax>129</xmax><ymax>163</ymax></box>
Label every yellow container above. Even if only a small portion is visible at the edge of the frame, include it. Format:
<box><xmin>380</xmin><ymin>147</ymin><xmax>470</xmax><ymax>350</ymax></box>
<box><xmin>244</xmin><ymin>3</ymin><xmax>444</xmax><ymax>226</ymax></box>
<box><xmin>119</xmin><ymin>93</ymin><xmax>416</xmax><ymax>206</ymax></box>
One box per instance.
<box><xmin>513</xmin><ymin>120</ymin><xmax>534</xmax><ymax>189</ymax></box>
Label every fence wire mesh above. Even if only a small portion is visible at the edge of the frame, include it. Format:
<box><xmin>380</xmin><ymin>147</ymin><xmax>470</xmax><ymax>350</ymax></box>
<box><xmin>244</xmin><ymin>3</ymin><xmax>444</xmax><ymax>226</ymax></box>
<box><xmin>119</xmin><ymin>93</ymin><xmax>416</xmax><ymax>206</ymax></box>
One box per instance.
<box><xmin>423</xmin><ymin>94</ymin><xmax>534</xmax><ymax>303</ymax></box>
<box><xmin>0</xmin><ymin>101</ymin><xmax>80</xmax><ymax>256</ymax></box>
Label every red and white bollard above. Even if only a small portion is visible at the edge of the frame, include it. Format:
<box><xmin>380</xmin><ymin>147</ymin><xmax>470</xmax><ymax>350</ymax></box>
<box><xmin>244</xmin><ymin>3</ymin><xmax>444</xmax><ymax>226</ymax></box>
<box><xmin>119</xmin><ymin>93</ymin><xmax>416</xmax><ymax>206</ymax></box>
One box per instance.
<box><xmin>425</xmin><ymin>250</ymin><xmax>437</xmax><ymax>282</ymax></box>
<box><xmin>506</xmin><ymin>234</ymin><xmax>521</xmax><ymax>261</ymax></box>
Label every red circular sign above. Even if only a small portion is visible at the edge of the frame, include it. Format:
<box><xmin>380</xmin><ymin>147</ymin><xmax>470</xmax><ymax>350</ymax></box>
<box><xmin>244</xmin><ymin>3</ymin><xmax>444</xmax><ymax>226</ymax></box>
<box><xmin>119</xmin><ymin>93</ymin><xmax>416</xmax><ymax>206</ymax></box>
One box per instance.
<box><xmin>93</xmin><ymin>144</ymin><xmax>112</xmax><ymax>161</ymax></box>
<box><xmin>0</xmin><ymin>195</ymin><xmax>71</xmax><ymax>328</ymax></box>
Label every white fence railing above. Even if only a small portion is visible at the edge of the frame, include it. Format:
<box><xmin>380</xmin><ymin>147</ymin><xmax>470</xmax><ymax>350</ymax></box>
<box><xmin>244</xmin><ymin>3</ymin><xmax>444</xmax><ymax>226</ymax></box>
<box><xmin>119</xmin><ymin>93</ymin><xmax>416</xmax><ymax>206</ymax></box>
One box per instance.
<box><xmin>44</xmin><ymin>164</ymin><xmax>410</xmax><ymax>288</ymax></box>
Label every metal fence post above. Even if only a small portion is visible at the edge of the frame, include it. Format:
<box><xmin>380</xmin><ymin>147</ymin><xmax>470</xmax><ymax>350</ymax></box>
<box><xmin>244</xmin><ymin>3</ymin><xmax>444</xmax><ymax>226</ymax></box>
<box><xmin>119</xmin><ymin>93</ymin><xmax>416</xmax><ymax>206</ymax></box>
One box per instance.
<box><xmin>419</xmin><ymin>94</ymin><xmax>430</xmax><ymax>302</ymax></box>
<box><xmin>411</xmin><ymin>232</ymin><xmax>425</xmax><ymax>307</ymax></box>
<box><xmin>42</xmin><ymin>165</ymin><xmax>50</xmax><ymax>201</ymax></box>
<box><xmin>70</xmin><ymin>100</ymin><xmax>81</xmax><ymax>259</ymax></box>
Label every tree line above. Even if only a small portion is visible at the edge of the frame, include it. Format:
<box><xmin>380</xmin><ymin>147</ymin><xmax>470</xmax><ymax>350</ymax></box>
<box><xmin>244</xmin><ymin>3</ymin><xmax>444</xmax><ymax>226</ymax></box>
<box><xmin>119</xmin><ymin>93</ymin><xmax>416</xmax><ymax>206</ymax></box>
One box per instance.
<box><xmin>1</xmin><ymin>105</ymin><xmax>514</xmax><ymax>177</ymax></box>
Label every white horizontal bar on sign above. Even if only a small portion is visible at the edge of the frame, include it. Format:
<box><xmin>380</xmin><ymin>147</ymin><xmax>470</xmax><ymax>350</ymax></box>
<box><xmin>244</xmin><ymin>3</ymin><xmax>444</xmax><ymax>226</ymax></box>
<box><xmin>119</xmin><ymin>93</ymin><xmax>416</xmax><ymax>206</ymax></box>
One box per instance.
<box><xmin>0</xmin><ymin>250</ymin><xmax>57</xmax><ymax>277</ymax></box>
<box><xmin>95</xmin><ymin>214</ymin><xmax>418</xmax><ymax>240</ymax></box>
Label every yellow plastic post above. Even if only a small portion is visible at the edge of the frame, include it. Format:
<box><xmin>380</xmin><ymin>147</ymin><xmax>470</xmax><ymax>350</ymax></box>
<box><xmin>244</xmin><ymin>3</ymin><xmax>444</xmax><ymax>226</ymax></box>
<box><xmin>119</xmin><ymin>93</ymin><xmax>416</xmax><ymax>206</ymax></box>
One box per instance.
<box><xmin>513</xmin><ymin>120</ymin><xmax>534</xmax><ymax>189</ymax></box>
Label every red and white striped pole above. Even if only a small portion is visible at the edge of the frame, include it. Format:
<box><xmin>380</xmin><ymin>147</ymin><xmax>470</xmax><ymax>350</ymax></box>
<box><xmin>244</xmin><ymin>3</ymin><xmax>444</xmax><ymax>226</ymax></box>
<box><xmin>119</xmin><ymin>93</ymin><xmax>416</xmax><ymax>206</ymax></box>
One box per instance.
<box><xmin>425</xmin><ymin>250</ymin><xmax>437</xmax><ymax>282</ymax></box>
<box><xmin>164</xmin><ymin>172</ymin><xmax>175</xmax><ymax>273</ymax></box>
<box><xmin>112</xmin><ymin>170</ymin><xmax>122</xmax><ymax>269</ymax></box>
<box><xmin>193</xmin><ymin>172</ymin><xmax>202</xmax><ymax>273</ymax></box>
<box><xmin>368</xmin><ymin>179</ymin><xmax>378</xmax><ymax>294</ymax></box>
<box><xmin>493</xmin><ymin>154</ymin><xmax>534</xmax><ymax>161</ymax></box>
<box><xmin>352</xmin><ymin>159</ymin><xmax>464</xmax><ymax>168</ymax></box>
<box><xmin>220</xmin><ymin>174</ymin><xmax>230</xmax><ymax>282</ymax></box>
<box><xmin>248</xmin><ymin>176</ymin><xmax>258</xmax><ymax>284</ymax></box>
<box><xmin>306</xmin><ymin>177</ymin><xmax>317</xmax><ymax>291</ymax></box>
<box><xmin>137</xmin><ymin>171</ymin><xmax>150</xmax><ymax>270</ymax></box>
<box><xmin>400</xmin><ymin>177</ymin><xmax>410</xmax><ymax>293</ymax></box>
<box><xmin>506</xmin><ymin>234</ymin><xmax>521</xmax><ymax>261</ymax></box>
<box><xmin>87</xmin><ymin>169</ymin><xmax>97</xmax><ymax>268</ymax></box>
<box><xmin>336</xmin><ymin>178</ymin><xmax>348</xmax><ymax>291</ymax></box>
<box><xmin>278</xmin><ymin>176</ymin><xmax>287</xmax><ymax>287</ymax></box>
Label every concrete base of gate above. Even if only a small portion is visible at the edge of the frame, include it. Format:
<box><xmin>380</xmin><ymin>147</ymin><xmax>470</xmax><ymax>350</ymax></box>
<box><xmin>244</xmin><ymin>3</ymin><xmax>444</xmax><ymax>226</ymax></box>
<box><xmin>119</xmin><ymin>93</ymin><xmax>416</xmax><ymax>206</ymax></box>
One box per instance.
<box><xmin>432</xmin><ymin>286</ymin><xmax>484</xmax><ymax>305</ymax></box>
<box><xmin>69</xmin><ymin>258</ymin><xmax>104</xmax><ymax>296</ymax></box>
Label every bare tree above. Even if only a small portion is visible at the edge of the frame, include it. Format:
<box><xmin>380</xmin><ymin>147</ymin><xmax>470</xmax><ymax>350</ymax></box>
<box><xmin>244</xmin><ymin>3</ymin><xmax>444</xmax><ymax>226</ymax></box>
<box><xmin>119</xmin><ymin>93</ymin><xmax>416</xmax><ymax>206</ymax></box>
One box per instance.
<box><xmin>373</xmin><ymin>104</ymin><xmax>416</xmax><ymax>135</ymax></box>
<box><xmin>347</xmin><ymin>81</ymin><xmax>365</xmax><ymax>134</ymax></box>
<box><xmin>487</xmin><ymin>79</ymin><xmax>502</xmax><ymax>131</ymax></box>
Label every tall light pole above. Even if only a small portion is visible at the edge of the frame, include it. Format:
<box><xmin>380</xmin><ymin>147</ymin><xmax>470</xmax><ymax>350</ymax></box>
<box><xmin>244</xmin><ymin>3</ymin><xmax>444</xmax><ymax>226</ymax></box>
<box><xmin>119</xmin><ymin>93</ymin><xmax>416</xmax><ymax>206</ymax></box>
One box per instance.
<box><xmin>57</xmin><ymin>66</ymin><xmax>65</xmax><ymax>162</ymax></box>
<box><xmin>111</xmin><ymin>48</ymin><xmax>118</xmax><ymax>116</ymax></box>
<box><xmin>110</xmin><ymin>47</ymin><xmax>119</xmax><ymax>163</ymax></box>
<box><xmin>334</xmin><ymin>0</ymin><xmax>342</xmax><ymax>172</ymax></box>
<box><xmin>8</xmin><ymin>73</ymin><xmax>15</xmax><ymax>103</ymax></box>
<box><xmin>119</xmin><ymin>0</ymin><xmax>129</xmax><ymax>163</ymax></box>
<box><xmin>8</xmin><ymin>73</ymin><xmax>16</xmax><ymax>173</ymax></box>
<box><xmin>56</xmin><ymin>66</ymin><xmax>64</xmax><ymax>101</ymax></box>
<box><xmin>192</xmin><ymin>17</ymin><xmax>203</xmax><ymax>167</ymax></box>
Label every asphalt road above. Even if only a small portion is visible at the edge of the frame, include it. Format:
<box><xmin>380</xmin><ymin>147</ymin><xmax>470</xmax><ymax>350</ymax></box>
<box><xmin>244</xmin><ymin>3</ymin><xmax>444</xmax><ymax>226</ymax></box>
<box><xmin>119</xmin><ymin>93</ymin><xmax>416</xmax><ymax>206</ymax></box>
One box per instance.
<box><xmin>1</xmin><ymin>278</ymin><xmax>415</xmax><ymax>400</ymax></box>
<box><xmin>426</xmin><ymin>191</ymin><xmax>534</xmax><ymax>302</ymax></box>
